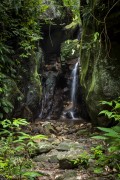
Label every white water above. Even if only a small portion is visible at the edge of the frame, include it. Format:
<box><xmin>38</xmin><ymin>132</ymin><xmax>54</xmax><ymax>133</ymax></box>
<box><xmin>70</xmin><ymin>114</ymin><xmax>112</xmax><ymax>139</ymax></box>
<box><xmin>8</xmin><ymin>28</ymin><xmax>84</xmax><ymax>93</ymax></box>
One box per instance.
<box><xmin>71</xmin><ymin>62</ymin><xmax>79</xmax><ymax>105</ymax></box>
<box><xmin>70</xmin><ymin>62</ymin><xmax>79</xmax><ymax>119</ymax></box>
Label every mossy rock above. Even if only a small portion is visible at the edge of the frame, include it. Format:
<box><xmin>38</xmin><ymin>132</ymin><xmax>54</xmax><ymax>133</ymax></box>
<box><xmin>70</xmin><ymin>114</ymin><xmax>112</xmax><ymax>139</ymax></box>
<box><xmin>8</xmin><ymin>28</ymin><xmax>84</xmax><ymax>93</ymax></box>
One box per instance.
<box><xmin>80</xmin><ymin>1</ymin><xmax>120</xmax><ymax>126</ymax></box>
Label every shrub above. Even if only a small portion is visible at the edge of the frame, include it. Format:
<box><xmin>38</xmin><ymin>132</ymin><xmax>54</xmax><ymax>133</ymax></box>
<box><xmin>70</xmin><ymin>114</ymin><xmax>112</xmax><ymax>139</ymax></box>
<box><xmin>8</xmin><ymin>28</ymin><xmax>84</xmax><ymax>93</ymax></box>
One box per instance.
<box><xmin>0</xmin><ymin>118</ymin><xmax>46</xmax><ymax>179</ymax></box>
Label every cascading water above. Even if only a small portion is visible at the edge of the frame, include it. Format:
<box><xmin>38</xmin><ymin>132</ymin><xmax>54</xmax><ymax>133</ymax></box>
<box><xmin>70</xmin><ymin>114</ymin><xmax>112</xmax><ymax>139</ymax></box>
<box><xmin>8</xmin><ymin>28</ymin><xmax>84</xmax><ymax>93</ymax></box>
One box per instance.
<box><xmin>71</xmin><ymin>62</ymin><xmax>79</xmax><ymax>104</ymax></box>
<box><xmin>70</xmin><ymin>62</ymin><xmax>79</xmax><ymax>119</ymax></box>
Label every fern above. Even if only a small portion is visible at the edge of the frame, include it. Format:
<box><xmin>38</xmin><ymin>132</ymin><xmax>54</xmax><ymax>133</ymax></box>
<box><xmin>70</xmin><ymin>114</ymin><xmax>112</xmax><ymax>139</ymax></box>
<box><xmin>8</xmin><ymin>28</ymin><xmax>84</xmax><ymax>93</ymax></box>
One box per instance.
<box><xmin>92</xmin><ymin>98</ymin><xmax>120</xmax><ymax>177</ymax></box>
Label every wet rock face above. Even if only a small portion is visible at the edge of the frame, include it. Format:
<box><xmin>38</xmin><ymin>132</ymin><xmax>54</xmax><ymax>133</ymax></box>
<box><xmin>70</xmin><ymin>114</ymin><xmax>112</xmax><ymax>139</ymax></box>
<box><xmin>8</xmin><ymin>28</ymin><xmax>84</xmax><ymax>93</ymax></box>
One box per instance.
<box><xmin>17</xmin><ymin>48</ymin><xmax>42</xmax><ymax>120</ymax></box>
<box><xmin>39</xmin><ymin>19</ymin><xmax>88</xmax><ymax>120</ymax></box>
<box><xmin>39</xmin><ymin>56</ymin><xmax>89</xmax><ymax>120</ymax></box>
<box><xmin>3</xmin><ymin>46</ymin><xmax>44</xmax><ymax>120</ymax></box>
<box><xmin>80</xmin><ymin>1</ymin><xmax>120</xmax><ymax>126</ymax></box>
<box><xmin>39</xmin><ymin>70</ymin><xmax>64</xmax><ymax>119</ymax></box>
<box><xmin>39</xmin><ymin>4</ymin><xmax>84</xmax><ymax>120</ymax></box>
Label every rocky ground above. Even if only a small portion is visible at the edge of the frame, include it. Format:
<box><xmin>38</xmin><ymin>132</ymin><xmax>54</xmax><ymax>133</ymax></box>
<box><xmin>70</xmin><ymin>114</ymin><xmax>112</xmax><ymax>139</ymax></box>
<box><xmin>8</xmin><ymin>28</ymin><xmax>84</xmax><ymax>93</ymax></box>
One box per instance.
<box><xmin>26</xmin><ymin>119</ymin><xmax>117</xmax><ymax>180</ymax></box>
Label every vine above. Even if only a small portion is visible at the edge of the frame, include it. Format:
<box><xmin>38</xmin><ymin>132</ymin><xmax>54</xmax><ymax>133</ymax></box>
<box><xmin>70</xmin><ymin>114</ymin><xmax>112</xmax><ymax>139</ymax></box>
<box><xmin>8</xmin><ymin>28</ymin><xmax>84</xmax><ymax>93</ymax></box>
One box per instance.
<box><xmin>84</xmin><ymin>0</ymin><xmax>120</xmax><ymax>57</ymax></box>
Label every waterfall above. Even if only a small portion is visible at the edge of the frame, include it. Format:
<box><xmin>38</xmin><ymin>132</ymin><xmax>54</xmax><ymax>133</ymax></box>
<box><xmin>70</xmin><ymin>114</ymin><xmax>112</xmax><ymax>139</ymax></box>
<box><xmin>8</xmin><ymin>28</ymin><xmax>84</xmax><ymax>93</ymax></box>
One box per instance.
<box><xmin>70</xmin><ymin>62</ymin><xmax>79</xmax><ymax>119</ymax></box>
<box><xmin>71</xmin><ymin>62</ymin><xmax>79</xmax><ymax>104</ymax></box>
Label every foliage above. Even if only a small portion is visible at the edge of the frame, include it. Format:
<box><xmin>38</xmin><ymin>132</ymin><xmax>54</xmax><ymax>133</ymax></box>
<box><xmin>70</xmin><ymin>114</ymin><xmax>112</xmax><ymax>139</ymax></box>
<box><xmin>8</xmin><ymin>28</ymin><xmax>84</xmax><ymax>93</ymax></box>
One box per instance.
<box><xmin>0</xmin><ymin>0</ymin><xmax>49</xmax><ymax>119</ymax></box>
<box><xmin>91</xmin><ymin>98</ymin><xmax>120</xmax><ymax>177</ymax></box>
<box><xmin>99</xmin><ymin>98</ymin><xmax>120</xmax><ymax>121</ymax></box>
<box><xmin>0</xmin><ymin>0</ymin><xmax>80</xmax><ymax>119</ymax></box>
<box><xmin>90</xmin><ymin>144</ymin><xmax>120</xmax><ymax>178</ymax></box>
<box><xmin>0</xmin><ymin>72</ymin><xmax>24</xmax><ymax>119</ymax></box>
<box><xmin>0</xmin><ymin>75</ymin><xmax>12</xmax><ymax>119</ymax></box>
<box><xmin>94</xmin><ymin>98</ymin><xmax>120</xmax><ymax>145</ymax></box>
<box><xmin>62</xmin><ymin>0</ymin><xmax>81</xmax><ymax>30</ymax></box>
<box><xmin>71</xmin><ymin>151</ymin><xmax>90</xmax><ymax>168</ymax></box>
<box><xmin>62</xmin><ymin>0</ymin><xmax>80</xmax><ymax>20</ymax></box>
<box><xmin>0</xmin><ymin>118</ymin><xmax>47</xmax><ymax>179</ymax></box>
<box><xmin>61</xmin><ymin>39</ymin><xmax>80</xmax><ymax>60</ymax></box>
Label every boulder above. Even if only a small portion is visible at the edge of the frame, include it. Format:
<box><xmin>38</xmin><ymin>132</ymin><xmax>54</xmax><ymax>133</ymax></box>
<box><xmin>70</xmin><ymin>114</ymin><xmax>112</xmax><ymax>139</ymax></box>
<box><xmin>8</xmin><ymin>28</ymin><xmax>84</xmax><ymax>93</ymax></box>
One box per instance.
<box><xmin>36</xmin><ymin>141</ymin><xmax>54</xmax><ymax>154</ymax></box>
<box><xmin>57</xmin><ymin>149</ymin><xmax>83</xmax><ymax>169</ymax></box>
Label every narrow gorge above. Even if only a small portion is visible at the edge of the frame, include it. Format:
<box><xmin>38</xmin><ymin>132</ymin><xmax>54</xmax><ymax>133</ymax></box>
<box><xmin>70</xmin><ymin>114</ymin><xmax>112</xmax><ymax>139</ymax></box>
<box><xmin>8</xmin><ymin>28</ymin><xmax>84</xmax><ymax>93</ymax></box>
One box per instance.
<box><xmin>0</xmin><ymin>0</ymin><xmax>120</xmax><ymax>179</ymax></box>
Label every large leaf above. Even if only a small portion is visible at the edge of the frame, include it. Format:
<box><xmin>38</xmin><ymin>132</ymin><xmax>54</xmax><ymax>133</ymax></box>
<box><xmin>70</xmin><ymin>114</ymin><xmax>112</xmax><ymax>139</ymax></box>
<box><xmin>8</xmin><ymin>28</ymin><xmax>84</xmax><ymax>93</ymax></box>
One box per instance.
<box><xmin>13</xmin><ymin>118</ymin><xmax>29</xmax><ymax>127</ymax></box>
<box><xmin>23</xmin><ymin>171</ymin><xmax>43</xmax><ymax>178</ymax></box>
<box><xmin>104</xmin><ymin>132</ymin><xmax>120</xmax><ymax>138</ymax></box>
<box><xmin>31</xmin><ymin>134</ymin><xmax>47</xmax><ymax>140</ymax></box>
<box><xmin>17</xmin><ymin>132</ymin><xmax>30</xmax><ymax>139</ymax></box>
<box><xmin>114</xmin><ymin>101</ymin><xmax>120</xmax><ymax>110</ymax></box>
<box><xmin>98</xmin><ymin>127</ymin><xmax>117</xmax><ymax>134</ymax></box>
<box><xmin>91</xmin><ymin>136</ymin><xmax>108</xmax><ymax>140</ymax></box>
<box><xmin>98</xmin><ymin>127</ymin><xmax>120</xmax><ymax>138</ymax></box>
<box><xmin>99</xmin><ymin>110</ymin><xmax>113</xmax><ymax>119</ymax></box>
<box><xmin>112</xmin><ymin>125</ymin><xmax>120</xmax><ymax>133</ymax></box>
<box><xmin>1</xmin><ymin>119</ymin><xmax>11</xmax><ymax>128</ymax></box>
<box><xmin>100</xmin><ymin>100</ymin><xmax>113</xmax><ymax>106</ymax></box>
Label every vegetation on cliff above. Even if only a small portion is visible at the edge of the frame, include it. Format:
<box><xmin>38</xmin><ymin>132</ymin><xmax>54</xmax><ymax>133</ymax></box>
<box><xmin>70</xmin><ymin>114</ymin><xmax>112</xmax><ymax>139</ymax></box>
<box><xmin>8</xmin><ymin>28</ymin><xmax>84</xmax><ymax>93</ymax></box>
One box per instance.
<box><xmin>0</xmin><ymin>0</ymin><xmax>47</xmax><ymax>119</ymax></box>
<box><xmin>0</xmin><ymin>0</ymin><xmax>120</xmax><ymax>179</ymax></box>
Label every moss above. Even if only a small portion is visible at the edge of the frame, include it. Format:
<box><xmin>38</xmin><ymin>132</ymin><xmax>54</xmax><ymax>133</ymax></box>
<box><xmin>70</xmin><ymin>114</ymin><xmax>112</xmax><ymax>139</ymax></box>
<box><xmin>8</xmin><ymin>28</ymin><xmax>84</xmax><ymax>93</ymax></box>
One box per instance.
<box><xmin>29</xmin><ymin>48</ymin><xmax>43</xmax><ymax>97</ymax></box>
<box><xmin>80</xmin><ymin>1</ymin><xmax>120</xmax><ymax>125</ymax></box>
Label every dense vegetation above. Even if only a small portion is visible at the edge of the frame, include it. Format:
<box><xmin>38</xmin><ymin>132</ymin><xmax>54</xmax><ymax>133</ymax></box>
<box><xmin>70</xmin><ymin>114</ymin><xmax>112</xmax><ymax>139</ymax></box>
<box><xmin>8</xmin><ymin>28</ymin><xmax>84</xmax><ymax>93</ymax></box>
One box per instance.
<box><xmin>0</xmin><ymin>0</ymin><xmax>120</xmax><ymax>179</ymax></box>
<box><xmin>0</xmin><ymin>0</ymin><xmax>46</xmax><ymax>119</ymax></box>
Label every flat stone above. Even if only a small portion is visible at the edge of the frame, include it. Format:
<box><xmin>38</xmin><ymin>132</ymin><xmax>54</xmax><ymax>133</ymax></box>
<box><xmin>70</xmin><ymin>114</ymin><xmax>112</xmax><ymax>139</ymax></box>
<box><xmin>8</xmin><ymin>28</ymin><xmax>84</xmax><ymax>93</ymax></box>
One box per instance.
<box><xmin>56</xmin><ymin>141</ymin><xmax>81</xmax><ymax>151</ymax></box>
<box><xmin>33</xmin><ymin>154</ymin><xmax>49</xmax><ymax>162</ymax></box>
<box><xmin>55</xmin><ymin>170</ymin><xmax>77</xmax><ymax>180</ymax></box>
<box><xmin>36</xmin><ymin>141</ymin><xmax>53</xmax><ymax>154</ymax></box>
<box><xmin>47</xmin><ymin>149</ymin><xmax>60</xmax><ymax>163</ymax></box>
<box><xmin>34</xmin><ymin>149</ymin><xmax>59</xmax><ymax>164</ymax></box>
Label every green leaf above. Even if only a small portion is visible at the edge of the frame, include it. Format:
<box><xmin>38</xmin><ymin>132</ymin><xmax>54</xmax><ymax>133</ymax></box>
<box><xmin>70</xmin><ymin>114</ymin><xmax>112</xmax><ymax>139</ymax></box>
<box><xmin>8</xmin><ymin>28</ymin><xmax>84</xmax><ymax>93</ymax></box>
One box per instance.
<box><xmin>0</xmin><ymin>88</ymin><xmax>3</xmax><ymax>92</ymax></box>
<box><xmin>112</xmin><ymin>126</ymin><xmax>120</xmax><ymax>133</ymax></box>
<box><xmin>114</xmin><ymin>103</ymin><xmax>120</xmax><ymax>110</ymax></box>
<box><xmin>13</xmin><ymin>118</ymin><xmax>29</xmax><ymax>127</ymax></box>
<box><xmin>18</xmin><ymin>132</ymin><xmax>30</xmax><ymax>139</ymax></box>
<box><xmin>94</xmin><ymin>167</ymin><xmax>103</xmax><ymax>174</ymax></box>
<box><xmin>93</xmin><ymin>32</ymin><xmax>99</xmax><ymax>42</ymax></box>
<box><xmin>108</xmin><ymin>146</ymin><xmax>120</xmax><ymax>152</ymax></box>
<box><xmin>99</xmin><ymin>110</ymin><xmax>113</xmax><ymax>118</ymax></box>
<box><xmin>27</xmin><ymin>141</ymin><xmax>36</xmax><ymax>148</ymax></box>
<box><xmin>15</xmin><ymin>146</ymin><xmax>25</xmax><ymax>151</ymax></box>
<box><xmin>104</xmin><ymin>132</ymin><xmax>120</xmax><ymax>138</ymax></box>
<box><xmin>1</xmin><ymin>119</ymin><xmax>11</xmax><ymax>128</ymax></box>
<box><xmin>31</xmin><ymin>134</ymin><xmax>47</xmax><ymax>140</ymax></box>
<box><xmin>23</xmin><ymin>171</ymin><xmax>43</xmax><ymax>178</ymax></box>
<box><xmin>92</xmin><ymin>136</ymin><xmax>107</xmax><ymax>140</ymax></box>
<box><xmin>100</xmin><ymin>100</ymin><xmax>113</xmax><ymax>106</ymax></box>
<box><xmin>0</xmin><ymin>129</ymin><xmax>10</xmax><ymax>135</ymax></box>
<box><xmin>98</xmin><ymin>127</ymin><xmax>118</xmax><ymax>134</ymax></box>
<box><xmin>3</xmin><ymin>107</ymin><xmax>9</xmax><ymax>113</ymax></box>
